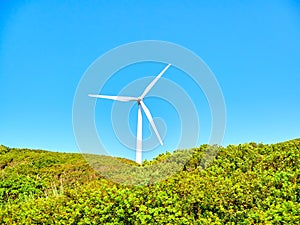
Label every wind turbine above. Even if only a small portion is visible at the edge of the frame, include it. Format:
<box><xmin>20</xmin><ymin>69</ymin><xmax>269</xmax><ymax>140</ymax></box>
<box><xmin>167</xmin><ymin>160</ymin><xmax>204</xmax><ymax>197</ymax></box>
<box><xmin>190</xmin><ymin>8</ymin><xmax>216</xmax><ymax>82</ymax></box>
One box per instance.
<box><xmin>89</xmin><ymin>64</ymin><xmax>171</xmax><ymax>164</ymax></box>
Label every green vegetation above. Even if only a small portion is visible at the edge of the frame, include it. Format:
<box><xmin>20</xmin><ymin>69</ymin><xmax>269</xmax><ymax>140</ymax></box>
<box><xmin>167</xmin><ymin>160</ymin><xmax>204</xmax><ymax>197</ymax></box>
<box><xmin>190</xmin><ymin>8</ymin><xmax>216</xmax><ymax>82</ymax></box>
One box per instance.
<box><xmin>0</xmin><ymin>139</ymin><xmax>300</xmax><ymax>224</ymax></box>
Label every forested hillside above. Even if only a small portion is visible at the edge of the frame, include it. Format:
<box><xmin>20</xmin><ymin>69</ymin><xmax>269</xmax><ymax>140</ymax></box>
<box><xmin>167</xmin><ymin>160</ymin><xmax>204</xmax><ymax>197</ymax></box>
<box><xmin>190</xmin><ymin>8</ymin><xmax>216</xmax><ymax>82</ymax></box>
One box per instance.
<box><xmin>0</xmin><ymin>139</ymin><xmax>299</xmax><ymax>224</ymax></box>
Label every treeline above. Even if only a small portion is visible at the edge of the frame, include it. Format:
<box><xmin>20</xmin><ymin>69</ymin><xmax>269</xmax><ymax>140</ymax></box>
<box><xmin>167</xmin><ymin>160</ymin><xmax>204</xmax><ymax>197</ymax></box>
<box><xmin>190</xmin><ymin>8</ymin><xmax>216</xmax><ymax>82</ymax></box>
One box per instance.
<box><xmin>0</xmin><ymin>139</ymin><xmax>299</xmax><ymax>224</ymax></box>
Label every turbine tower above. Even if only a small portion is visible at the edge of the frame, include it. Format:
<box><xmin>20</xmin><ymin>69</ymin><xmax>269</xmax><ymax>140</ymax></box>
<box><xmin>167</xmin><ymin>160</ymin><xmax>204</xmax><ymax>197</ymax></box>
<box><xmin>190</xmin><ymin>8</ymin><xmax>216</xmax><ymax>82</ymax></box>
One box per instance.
<box><xmin>89</xmin><ymin>64</ymin><xmax>171</xmax><ymax>164</ymax></box>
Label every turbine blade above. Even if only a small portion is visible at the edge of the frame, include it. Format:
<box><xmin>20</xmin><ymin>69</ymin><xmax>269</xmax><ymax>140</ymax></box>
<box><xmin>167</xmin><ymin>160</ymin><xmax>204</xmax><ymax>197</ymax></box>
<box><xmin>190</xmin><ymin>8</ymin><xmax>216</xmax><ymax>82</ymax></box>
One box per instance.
<box><xmin>88</xmin><ymin>94</ymin><xmax>138</xmax><ymax>102</ymax></box>
<box><xmin>136</xmin><ymin>104</ymin><xmax>143</xmax><ymax>164</ymax></box>
<box><xmin>140</xmin><ymin>101</ymin><xmax>163</xmax><ymax>146</ymax></box>
<box><xmin>140</xmin><ymin>64</ymin><xmax>171</xmax><ymax>99</ymax></box>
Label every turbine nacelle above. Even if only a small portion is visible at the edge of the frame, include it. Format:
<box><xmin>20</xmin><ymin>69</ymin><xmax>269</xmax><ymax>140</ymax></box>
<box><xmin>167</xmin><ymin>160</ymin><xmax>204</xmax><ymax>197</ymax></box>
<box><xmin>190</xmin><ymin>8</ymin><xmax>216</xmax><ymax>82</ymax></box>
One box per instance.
<box><xmin>89</xmin><ymin>64</ymin><xmax>171</xmax><ymax>164</ymax></box>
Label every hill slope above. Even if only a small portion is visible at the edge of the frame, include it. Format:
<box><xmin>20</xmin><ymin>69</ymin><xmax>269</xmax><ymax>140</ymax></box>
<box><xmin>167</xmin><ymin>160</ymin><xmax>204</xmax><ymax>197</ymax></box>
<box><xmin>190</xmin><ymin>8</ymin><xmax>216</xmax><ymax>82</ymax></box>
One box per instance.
<box><xmin>0</xmin><ymin>139</ymin><xmax>300</xmax><ymax>224</ymax></box>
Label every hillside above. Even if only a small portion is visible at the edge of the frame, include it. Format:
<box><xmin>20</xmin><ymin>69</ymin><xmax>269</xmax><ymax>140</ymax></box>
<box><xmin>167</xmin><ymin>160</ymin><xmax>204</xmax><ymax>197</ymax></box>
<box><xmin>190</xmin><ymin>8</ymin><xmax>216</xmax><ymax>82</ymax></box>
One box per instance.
<box><xmin>0</xmin><ymin>139</ymin><xmax>300</xmax><ymax>224</ymax></box>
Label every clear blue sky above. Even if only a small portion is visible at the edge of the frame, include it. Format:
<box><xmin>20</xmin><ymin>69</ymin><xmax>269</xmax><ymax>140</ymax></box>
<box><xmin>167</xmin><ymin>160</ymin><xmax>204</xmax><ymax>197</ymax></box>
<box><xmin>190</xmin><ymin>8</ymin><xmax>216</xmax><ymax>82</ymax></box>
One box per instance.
<box><xmin>1</xmin><ymin>1</ymin><xmax>299</xmax><ymax>160</ymax></box>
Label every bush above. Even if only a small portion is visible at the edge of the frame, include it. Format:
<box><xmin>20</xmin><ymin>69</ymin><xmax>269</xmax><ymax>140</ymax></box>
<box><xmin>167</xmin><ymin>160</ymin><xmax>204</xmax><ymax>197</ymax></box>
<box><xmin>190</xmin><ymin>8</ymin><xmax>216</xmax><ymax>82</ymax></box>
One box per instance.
<box><xmin>0</xmin><ymin>139</ymin><xmax>299</xmax><ymax>224</ymax></box>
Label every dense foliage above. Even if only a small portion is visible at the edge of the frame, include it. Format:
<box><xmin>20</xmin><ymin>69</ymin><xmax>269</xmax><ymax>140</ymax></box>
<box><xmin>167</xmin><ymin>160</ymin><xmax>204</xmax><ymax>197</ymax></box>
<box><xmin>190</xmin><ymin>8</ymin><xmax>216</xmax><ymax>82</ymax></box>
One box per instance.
<box><xmin>0</xmin><ymin>139</ymin><xmax>299</xmax><ymax>224</ymax></box>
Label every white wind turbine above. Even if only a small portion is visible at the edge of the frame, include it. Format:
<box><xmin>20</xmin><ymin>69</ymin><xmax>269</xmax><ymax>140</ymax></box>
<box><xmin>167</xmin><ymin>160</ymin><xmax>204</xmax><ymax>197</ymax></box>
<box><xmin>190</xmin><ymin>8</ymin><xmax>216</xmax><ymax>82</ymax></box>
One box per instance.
<box><xmin>89</xmin><ymin>64</ymin><xmax>171</xmax><ymax>164</ymax></box>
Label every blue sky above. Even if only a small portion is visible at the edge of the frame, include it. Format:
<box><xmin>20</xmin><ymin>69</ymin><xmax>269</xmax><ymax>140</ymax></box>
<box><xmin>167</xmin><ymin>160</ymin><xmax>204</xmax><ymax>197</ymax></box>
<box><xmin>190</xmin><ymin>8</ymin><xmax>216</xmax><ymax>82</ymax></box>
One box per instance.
<box><xmin>1</xmin><ymin>1</ymin><xmax>299</xmax><ymax>160</ymax></box>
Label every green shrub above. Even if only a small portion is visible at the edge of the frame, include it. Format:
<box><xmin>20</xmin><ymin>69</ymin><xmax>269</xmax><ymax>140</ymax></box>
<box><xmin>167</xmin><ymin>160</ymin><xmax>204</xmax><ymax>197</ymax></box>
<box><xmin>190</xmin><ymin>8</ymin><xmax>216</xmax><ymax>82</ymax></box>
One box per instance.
<box><xmin>0</xmin><ymin>139</ymin><xmax>299</xmax><ymax>224</ymax></box>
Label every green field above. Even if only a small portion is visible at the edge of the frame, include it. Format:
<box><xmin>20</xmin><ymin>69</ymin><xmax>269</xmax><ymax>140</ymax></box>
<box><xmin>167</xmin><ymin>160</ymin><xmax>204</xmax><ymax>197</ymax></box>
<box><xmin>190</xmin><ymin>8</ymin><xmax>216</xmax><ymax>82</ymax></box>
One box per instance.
<box><xmin>1</xmin><ymin>139</ymin><xmax>299</xmax><ymax>224</ymax></box>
